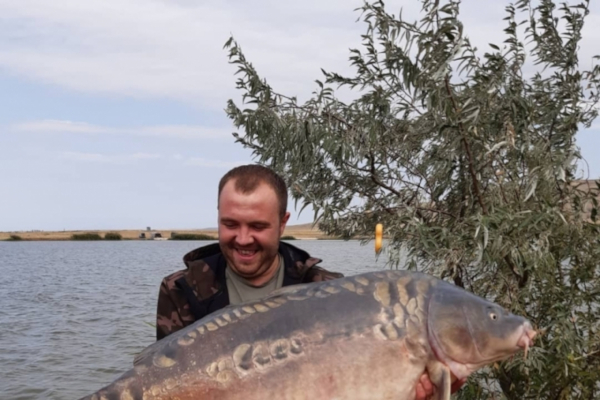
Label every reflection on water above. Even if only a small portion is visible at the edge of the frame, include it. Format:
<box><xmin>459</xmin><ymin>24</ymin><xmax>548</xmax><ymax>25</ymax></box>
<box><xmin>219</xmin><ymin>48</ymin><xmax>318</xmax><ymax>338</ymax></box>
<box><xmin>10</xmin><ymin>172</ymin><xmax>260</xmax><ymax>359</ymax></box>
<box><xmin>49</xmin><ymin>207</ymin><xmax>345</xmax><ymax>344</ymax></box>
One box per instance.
<box><xmin>0</xmin><ymin>240</ymin><xmax>391</xmax><ymax>399</ymax></box>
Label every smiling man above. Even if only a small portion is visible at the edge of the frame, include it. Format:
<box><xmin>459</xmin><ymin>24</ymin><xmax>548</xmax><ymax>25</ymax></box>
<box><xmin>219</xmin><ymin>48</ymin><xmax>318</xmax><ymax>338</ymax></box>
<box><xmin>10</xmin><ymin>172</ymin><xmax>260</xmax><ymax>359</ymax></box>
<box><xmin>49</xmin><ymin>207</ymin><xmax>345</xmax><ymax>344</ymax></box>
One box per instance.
<box><xmin>218</xmin><ymin>165</ymin><xmax>336</xmax><ymax>304</ymax></box>
<box><xmin>155</xmin><ymin>164</ymin><xmax>343</xmax><ymax>341</ymax></box>
<box><xmin>154</xmin><ymin>164</ymin><xmax>459</xmax><ymax>399</ymax></box>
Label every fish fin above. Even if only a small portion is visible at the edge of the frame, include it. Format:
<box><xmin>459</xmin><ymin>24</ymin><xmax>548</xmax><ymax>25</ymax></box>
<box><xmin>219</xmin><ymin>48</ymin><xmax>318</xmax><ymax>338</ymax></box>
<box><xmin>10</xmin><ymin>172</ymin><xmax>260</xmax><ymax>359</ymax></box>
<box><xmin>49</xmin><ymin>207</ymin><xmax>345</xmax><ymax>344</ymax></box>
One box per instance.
<box><xmin>427</xmin><ymin>362</ymin><xmax>452</xmax><ymax>400</ymax></box>
<box><xmin>133</xmin><ymin>346</ymin><xmax>156</xmax><ymax>366</ymax></box>
<box><xmin>133</xmin><ymin>340</ymin><xmax>165</xmax><ymax>366</ymax></box>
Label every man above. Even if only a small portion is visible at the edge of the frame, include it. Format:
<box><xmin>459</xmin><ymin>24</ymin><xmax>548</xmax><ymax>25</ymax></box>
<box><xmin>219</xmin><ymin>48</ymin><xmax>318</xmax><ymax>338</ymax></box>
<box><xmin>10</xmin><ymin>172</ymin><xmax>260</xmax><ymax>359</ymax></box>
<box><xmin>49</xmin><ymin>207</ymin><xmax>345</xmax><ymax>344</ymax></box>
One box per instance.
<box><xmin>156</xmin><ymin>164</ymin><xmax>343</xmax><ymax>340</ymax></box>
<box><xmin>155</xmin><ymin>164</ymin><xmax>462</xmax><ymax>399</ymax></box>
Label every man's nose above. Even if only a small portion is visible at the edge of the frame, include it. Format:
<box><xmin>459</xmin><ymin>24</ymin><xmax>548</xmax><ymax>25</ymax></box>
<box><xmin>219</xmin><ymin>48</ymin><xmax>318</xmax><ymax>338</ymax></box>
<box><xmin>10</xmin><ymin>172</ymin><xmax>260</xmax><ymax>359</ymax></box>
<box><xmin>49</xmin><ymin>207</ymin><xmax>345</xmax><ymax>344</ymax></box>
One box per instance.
<box><xmin>235</xmin><ymin>227</ymin><xmax>254</xmax><ymax>246</ymax></box>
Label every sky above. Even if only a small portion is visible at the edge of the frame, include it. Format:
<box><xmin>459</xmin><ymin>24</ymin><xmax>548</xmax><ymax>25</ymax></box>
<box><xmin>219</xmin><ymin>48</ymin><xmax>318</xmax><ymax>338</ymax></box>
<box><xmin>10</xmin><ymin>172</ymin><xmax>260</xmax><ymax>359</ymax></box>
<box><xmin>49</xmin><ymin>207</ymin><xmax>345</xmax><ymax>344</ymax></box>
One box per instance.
<box><xmin>1</xmin><ymin>0</ymin><xmax>599</xmax><ymax>232</ymax></box>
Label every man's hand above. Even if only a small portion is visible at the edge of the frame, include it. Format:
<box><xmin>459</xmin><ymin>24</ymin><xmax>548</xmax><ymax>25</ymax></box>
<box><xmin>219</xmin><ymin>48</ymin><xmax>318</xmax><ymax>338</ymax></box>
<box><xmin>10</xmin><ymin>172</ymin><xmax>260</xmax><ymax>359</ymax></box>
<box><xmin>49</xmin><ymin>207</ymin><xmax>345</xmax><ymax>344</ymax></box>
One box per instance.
<box><xmin>415</xmin><ymin>371</ymin><xmax>466</xmax><ymax>400</ymax></box>
<box><xmin>415</xmin><ymin>374</ymin><xmax>434</xmax><ymax>399</ymax></box>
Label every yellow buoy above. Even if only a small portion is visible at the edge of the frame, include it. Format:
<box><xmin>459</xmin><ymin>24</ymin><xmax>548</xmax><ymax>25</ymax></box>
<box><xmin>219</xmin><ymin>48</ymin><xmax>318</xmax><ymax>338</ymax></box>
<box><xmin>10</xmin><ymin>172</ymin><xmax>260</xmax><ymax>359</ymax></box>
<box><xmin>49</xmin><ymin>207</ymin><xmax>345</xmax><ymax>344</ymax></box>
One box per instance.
<box><xmin>375</xmin><ymin>223</ymin><xmax>383</xmax><ymax>254</ymax></box>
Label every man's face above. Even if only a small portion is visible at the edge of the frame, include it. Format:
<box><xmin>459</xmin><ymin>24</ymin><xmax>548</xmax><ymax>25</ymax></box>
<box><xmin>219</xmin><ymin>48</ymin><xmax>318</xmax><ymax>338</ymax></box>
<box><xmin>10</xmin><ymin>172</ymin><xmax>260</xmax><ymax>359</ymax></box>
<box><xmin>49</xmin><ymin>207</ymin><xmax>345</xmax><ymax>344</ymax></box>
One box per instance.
<box><xmin>218</xmin><ymin>180</ymin><xmax>290</xmax><ymax>283</ymax></box>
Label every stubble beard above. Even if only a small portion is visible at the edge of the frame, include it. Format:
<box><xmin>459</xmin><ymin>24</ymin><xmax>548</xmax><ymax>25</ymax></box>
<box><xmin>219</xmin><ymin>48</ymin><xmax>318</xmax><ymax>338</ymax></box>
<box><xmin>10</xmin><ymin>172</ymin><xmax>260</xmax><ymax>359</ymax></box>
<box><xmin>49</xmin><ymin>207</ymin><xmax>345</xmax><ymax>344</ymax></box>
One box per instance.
<box><xmin>225</xmin><ymin>245</ymin><xmax>278</xmax><ymax>281</ymax></box>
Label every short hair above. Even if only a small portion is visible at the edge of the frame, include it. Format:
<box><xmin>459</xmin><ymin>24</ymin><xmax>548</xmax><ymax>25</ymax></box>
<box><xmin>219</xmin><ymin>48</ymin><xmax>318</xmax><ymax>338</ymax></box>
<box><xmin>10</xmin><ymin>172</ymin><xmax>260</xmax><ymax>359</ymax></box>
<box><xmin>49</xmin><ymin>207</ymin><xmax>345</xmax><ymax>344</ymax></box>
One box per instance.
<box><xmin>218</xmin><ymin>164</ymin><xmax>288</xmax><ymax>219</ymax></box>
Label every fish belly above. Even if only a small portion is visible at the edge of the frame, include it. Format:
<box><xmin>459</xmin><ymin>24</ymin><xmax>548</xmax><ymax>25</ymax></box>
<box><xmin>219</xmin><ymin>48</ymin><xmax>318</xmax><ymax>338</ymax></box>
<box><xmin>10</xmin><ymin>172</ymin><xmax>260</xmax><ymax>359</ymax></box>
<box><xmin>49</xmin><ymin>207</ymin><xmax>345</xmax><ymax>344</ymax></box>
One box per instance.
<box><xmin>151</xmin><ymin>334</ymin><xmax>426</xmax><ymax>400</ymax></box>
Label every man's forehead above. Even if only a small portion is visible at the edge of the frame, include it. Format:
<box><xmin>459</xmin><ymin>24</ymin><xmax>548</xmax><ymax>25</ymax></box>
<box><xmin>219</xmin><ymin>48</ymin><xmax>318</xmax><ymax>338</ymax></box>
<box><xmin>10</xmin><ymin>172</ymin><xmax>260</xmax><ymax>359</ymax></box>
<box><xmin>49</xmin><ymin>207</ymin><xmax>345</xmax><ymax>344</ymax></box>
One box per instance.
<box><xmin>219</xmin><ymin>180</ymin><xmax>277</xmax><ymax>202</ymax></box>
<box><xmin>218</xmin><ymin>205</ymin><xmax>278</xmax><ymax>225</ymax></box>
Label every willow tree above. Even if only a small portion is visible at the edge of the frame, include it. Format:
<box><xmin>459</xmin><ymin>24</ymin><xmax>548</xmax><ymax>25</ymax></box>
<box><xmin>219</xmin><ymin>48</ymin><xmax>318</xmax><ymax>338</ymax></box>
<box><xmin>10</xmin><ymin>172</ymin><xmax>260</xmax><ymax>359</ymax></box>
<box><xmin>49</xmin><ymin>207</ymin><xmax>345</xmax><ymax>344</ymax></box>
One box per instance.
<box><xmin>224</xmin><ymin>0</ymin><xmax>600</xmax><ymax>398</ymax></box>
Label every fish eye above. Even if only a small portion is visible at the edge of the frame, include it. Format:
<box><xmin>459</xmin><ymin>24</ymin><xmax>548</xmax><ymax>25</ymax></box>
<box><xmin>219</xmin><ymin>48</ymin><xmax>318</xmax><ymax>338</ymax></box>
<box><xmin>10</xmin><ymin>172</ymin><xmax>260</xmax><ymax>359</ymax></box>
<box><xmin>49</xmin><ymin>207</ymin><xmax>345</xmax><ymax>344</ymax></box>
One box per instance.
<box><xmin>489</xmin><ymin>312</ymin><xmax>498</xmax><ymax>320</ymax></box>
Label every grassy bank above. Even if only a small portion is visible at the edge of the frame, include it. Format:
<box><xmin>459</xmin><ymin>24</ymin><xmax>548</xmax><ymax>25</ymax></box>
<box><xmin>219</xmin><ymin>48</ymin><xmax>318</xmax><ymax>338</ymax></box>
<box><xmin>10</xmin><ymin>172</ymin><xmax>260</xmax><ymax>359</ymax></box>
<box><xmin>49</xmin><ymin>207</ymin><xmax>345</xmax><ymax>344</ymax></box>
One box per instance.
<box><xmin>170</xmin><ymin>233</ymin><xmax>215</xmax><ymax>240</ymax></box>
<box><xmin>1</xmin><ymin>223</ymin><xmax>336</xmax><ymax>241</ymax></box>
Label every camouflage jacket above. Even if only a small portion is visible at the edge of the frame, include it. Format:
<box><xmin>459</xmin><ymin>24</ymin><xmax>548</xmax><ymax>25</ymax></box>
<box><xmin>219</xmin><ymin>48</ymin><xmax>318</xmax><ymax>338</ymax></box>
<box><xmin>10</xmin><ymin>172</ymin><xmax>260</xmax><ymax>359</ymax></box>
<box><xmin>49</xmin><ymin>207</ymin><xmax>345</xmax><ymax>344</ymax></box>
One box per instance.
<box><xmin>156</xmin><ymin>242</ymin><xmax>344</xmax><ymax>341</ymax></box>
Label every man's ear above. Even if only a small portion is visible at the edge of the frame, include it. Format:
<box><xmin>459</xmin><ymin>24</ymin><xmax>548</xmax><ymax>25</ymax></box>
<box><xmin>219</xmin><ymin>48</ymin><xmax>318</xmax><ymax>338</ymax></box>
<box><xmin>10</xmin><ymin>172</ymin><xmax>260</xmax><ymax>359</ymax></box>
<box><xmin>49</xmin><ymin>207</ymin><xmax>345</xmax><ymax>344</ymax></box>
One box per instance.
<box><xmin>280</xmin><ymin>212</ymin><xmax>291</xmax><ymax>235</ymax></box>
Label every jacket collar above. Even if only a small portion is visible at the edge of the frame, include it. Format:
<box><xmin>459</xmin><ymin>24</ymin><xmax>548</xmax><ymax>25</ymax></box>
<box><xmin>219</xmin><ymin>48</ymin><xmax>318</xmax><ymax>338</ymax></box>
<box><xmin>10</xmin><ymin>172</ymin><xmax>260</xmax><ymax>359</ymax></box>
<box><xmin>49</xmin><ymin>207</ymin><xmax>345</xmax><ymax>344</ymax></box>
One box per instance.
<box><xmin>182</xmin><ymin>241</ymin><xmax>322</xmax><ymax>287</ymax></box>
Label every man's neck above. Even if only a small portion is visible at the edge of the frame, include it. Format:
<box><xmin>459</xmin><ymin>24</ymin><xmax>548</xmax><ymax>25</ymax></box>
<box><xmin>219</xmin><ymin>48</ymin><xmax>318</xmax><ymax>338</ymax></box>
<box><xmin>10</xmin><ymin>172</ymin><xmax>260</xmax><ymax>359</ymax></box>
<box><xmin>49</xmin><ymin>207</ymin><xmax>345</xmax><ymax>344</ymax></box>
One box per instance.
<box><xmin>247</xmin><ymin>254</ymin><xmax>281</xmax><ymax>287</ymax></box>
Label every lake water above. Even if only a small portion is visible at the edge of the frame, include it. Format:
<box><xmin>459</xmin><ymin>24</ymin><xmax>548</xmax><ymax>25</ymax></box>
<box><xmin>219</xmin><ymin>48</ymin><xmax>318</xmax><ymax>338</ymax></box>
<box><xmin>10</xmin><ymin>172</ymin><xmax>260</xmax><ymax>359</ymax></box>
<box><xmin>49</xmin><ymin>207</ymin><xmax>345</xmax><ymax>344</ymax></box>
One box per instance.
<box><xmin>0</xmin><ymin>240</ymin><xmax>393</xmax><ymax>399</ymax></box>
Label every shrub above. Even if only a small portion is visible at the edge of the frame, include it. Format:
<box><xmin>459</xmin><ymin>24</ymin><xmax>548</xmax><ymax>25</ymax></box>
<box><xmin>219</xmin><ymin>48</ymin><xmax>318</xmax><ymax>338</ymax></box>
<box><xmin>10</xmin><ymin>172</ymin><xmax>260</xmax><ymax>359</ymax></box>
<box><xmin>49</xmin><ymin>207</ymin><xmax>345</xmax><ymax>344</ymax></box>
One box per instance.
<box><xmin>104</xmin><ymin>232</ymin><xmax>122</xmax><ymax>240</ymax></box>
<box><xmin>224</xmin><ymin>1</ymin><xmax>600</xmax><ymax>397</ymax></box>
<box><xmin>7</xmin><ymin>235</ymin><xmax>22</xmax><ymax>241</ymax></box>
<box><xmin>71</xmin><ymin>233</ymin><xmax>102</xmax><ymax>241</ymax></box>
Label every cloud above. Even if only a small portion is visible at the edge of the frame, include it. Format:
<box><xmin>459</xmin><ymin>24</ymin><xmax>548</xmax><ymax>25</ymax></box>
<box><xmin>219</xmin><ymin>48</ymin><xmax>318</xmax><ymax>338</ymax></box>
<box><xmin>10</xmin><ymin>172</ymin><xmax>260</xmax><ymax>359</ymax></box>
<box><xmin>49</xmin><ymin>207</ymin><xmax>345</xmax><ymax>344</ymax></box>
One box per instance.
<box><xmin>60</xmin><ymin>151</ymin><xmax>163</xmax><ymax>164</ymax></box>
<box><xmin>0</xmin><ymin>0</ymin><xmax>597</xmax><ymax>109</ymax></box>
<box><xmin>185</xmin><ymin>157</ymin><xmax>245</xmax><ymax>169</ymax></box>
<box><xmin>131</xmin><ymin>153</ymin><xmax>162</xmax><ymax>160</ymax></box>
<box><xmin>59</xmin><ymin>150</ymin><xmax>241</xmax><ymax>168</ymax></box>
<box><xmin>0</xmin><ymin>0</ymin><xmax>366</xmax><ymax>107</ymax></box>
<box><xmin>10</xmin><ymin>119</ymin><xmax>233</xmax><ymax>140</ymax></box>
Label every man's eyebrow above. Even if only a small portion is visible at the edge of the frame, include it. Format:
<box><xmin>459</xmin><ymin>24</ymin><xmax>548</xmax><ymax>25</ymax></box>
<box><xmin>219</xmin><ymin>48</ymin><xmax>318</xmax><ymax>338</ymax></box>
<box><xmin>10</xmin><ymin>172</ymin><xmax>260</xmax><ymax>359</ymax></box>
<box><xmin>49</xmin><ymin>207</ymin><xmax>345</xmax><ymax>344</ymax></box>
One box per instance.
<box><xmin>251</xmin><ymin>221</ymin><xmax>271</xmax><ymax>227</ymax></box>
<box><xmin>219</xmin><ymin>218</ymin><xmax>270</xmax><ymax>226</ymax></box>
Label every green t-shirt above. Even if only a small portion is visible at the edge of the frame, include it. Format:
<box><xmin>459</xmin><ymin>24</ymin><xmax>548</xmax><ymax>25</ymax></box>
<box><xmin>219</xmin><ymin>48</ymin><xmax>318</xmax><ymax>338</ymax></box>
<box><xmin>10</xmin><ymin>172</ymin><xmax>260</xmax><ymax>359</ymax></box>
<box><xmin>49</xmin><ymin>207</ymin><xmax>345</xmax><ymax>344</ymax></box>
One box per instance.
<box><xmin>225</xmin><ymin>253</ymin><xmax>285</xmax><ymax>305</ymax></box>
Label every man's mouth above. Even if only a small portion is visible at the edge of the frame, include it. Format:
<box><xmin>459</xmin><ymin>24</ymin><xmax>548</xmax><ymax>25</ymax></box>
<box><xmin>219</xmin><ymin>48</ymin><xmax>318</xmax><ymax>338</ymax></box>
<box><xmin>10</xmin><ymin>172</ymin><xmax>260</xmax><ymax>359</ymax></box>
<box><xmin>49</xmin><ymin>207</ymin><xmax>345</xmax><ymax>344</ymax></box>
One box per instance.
<box><xmin>236</xmin><ymin>248</ymin><xmax>257</xmax><ymax>258</ymax></box>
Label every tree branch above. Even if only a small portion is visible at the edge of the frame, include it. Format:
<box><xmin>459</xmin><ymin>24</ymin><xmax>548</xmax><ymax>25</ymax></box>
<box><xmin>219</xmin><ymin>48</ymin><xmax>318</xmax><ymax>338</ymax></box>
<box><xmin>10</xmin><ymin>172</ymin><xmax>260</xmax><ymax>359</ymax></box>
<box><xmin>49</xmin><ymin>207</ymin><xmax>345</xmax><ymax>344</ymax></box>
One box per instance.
<box><xmin>445</xmin><ymin>75</ymin><xmax>488</xmax><ymax>215</ymax></box>
<box><xmin>505</xmin><ymin>254</ymin><xmax>529</xmax><ymax>289</ymax></box>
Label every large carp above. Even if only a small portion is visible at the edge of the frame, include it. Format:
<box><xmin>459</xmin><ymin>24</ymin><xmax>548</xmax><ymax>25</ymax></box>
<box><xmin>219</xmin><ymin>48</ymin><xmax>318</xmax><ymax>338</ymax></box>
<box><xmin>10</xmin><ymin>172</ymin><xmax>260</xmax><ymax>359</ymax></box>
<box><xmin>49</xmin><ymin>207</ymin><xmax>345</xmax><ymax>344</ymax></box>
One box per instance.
<box><xmin>80</xmin><ymin>270</ymin><xmax>536</xmax><ymax>400</ymax></box>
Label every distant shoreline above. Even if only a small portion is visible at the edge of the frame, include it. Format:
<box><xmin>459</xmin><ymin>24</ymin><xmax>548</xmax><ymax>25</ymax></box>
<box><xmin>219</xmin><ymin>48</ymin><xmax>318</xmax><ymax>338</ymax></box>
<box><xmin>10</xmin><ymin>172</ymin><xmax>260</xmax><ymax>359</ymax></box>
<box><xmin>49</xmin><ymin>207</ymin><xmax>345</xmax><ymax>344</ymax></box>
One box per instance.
<box><xmin>0</xmin><ymin>223</ymin><xmax>338</xmax><ymax>241</ymax></box>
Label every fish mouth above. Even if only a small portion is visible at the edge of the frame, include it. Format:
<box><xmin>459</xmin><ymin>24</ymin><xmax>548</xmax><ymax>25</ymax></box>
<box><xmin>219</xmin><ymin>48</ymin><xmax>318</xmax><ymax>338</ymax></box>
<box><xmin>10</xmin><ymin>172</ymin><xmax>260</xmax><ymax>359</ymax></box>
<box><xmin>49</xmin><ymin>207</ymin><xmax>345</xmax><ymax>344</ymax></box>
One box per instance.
<box><xmin>516</xmin><ymin>322</ymin><xmax>537</xmax><ymax>359</ymax></box>
<box><xmin>465</xmin><ymin>321</ymin><xmax>537</xmax><ymax>365</ymax></box>
<box><xmin>427</xmin><ymin>321</ymin><xmax>537</xmax><ymax>380</ymax></box>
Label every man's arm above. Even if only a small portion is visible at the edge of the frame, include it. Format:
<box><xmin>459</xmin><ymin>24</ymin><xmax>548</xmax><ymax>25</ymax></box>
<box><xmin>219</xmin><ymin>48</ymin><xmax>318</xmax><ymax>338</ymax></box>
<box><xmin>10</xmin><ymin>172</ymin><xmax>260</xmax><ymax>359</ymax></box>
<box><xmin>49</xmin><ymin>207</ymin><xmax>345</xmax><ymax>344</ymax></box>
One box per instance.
<box><xmin>156</xmin><ymin>278</ymin><xmax>186</xmax><ymax>340</ymax></box>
